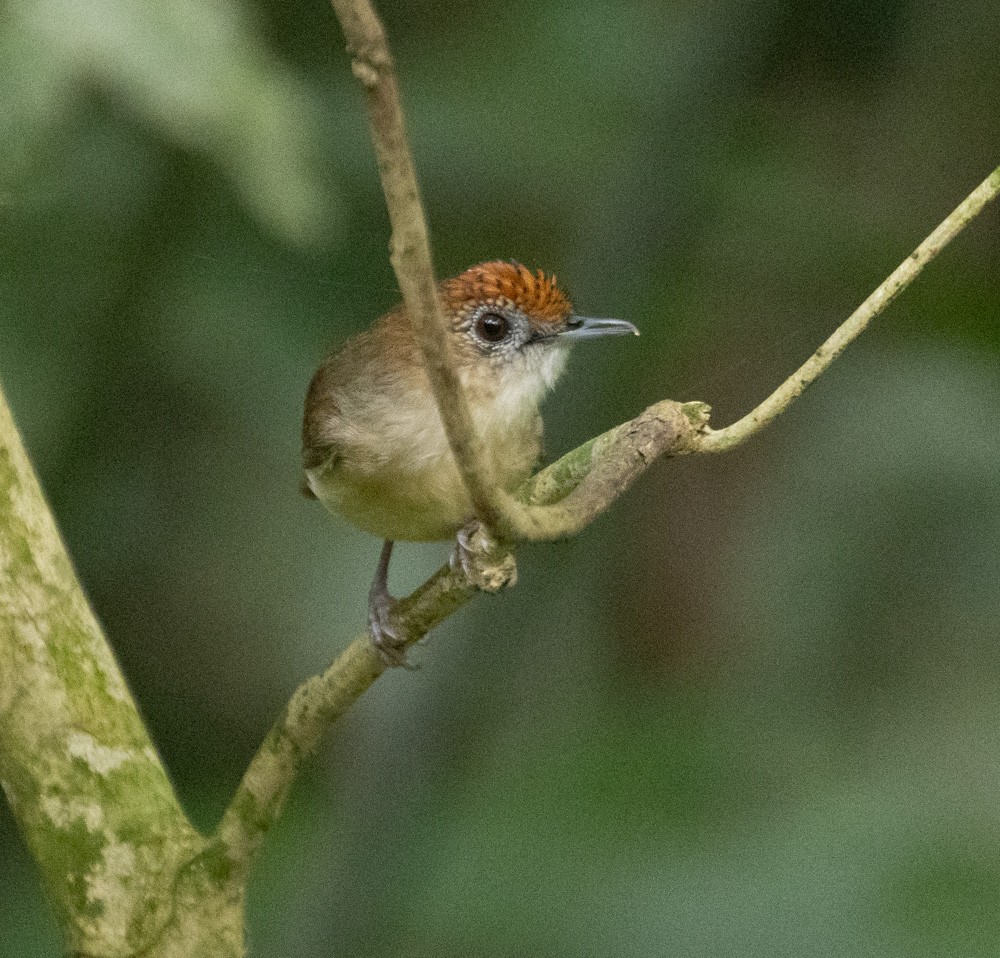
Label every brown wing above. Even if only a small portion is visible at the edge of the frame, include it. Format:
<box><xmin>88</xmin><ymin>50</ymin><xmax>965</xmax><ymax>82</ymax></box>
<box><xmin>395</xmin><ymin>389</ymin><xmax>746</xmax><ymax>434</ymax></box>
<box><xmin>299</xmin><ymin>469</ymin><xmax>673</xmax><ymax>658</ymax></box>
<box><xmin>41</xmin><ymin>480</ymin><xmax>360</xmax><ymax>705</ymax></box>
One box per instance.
<box><xmin>301</xmin><ymin>324</ymin><xmax>391</xmax><ymax>474</ymax></box>
<box><xmin>302</xmin><ymin>351</ymin><xmax>346</xmax><ymax>472</ymax></box>
<box><xmin>300</xmin><ymin>307</ymin><xmax>419</xmax><ymax>495</ymax></box>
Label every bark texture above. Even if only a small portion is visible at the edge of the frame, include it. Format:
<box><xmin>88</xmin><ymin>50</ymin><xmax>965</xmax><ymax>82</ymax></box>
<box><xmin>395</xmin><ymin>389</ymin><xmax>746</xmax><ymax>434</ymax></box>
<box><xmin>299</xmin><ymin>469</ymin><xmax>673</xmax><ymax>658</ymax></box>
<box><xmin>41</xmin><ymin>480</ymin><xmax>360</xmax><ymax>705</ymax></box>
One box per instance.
<box><xmin>0</xmin><ymin>388</ymin><xmax>243</xmax><ymax>957</ymax></box>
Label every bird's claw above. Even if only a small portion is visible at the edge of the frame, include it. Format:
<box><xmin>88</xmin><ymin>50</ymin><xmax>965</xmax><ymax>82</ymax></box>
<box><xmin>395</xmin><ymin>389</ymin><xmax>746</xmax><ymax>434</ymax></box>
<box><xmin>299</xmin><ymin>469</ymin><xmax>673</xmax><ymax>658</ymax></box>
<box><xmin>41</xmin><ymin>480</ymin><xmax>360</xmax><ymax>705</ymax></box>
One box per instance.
<box><xmin>448</xmin><ymin>525</ymin><xmax>477</xmax><ymax>579</ymax></box>
<box><xmin>368</xmin><ymin>594</ymin><xmax>415</xmax><ymax>670</ymax></box>
<box><xmin>449</xmin><ymin>521</ymin><xmax>518</xmax><ymax>592</ymax></box>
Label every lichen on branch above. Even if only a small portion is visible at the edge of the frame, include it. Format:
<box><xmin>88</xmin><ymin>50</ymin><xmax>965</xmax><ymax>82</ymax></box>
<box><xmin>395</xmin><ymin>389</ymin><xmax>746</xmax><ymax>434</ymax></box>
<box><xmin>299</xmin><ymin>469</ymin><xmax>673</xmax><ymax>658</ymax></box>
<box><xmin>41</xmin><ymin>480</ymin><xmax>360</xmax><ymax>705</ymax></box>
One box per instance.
<box><xmin>0</xmin><ymin>387</ymin><xmax>218</xmax><ymax>956</ymax></box>
<box><xmin>1</xmin><ymin>0</ymin><xmax>998</xmax><ymax>947</ymax></box>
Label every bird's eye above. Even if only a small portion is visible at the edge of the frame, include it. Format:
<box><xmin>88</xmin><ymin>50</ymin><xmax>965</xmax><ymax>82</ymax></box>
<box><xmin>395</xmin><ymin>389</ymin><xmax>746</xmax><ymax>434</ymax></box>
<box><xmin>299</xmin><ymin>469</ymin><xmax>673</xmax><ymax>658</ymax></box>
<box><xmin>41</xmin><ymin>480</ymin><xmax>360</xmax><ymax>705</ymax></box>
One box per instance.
<box><xmin>474</xmin><ymin>312</ymin><xmax>510</xmax><ymax>343</ymax></box>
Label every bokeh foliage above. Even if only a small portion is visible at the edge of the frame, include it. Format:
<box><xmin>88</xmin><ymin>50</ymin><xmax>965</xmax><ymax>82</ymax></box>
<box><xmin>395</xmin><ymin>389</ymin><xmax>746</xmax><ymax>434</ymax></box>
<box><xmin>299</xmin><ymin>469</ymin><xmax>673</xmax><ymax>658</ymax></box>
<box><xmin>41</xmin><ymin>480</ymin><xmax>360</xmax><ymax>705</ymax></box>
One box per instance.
<box><xmin>2</xmin><ymin>0</ymin><xmax>1000</xmax><ymax>954</ymax></box>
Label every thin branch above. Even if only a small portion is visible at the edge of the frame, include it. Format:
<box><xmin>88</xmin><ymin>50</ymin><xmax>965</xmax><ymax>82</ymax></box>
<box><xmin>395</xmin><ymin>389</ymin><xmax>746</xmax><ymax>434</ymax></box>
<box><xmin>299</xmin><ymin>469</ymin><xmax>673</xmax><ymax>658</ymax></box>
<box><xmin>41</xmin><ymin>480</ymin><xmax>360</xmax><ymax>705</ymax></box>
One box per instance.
<box><xmin>329</xmin><ymin>0</ymin><xmax>1000</xmax><ymax>542</ymax></box>
<box><xmin>327</xmin><ymin>0</ymin><xmax>520</xmax><ymax>536</ymax></box>
<box><xmin>213</xmin><ymin>532</ymin><xmax>516</xmax><ymax>876</ymax></box>
<box><xmin>507</xmin><ymin>165</ymin><xmax>1000</xmax><ymax>526</ymax></box>
<box><xmin>325</xmin><ymin>0</ymin><xmax>638</xmax><ymax>543</ymax></box>
<box><xmin>697</xmin><ymin>165</ymin><xmax>1000</xmax><ymax>454</ymax></box>
<box><xmin>511</xmin><ymin>401</ymin><xmax>710</xmax><ymax>536</ymax></box>
<box><xmin>215</xmin><ymin>0</ymin><xmax>1000</xmax><ymax>887</ymax></box>
<box><xmin>217</xmin><ymin>163</ymin><xmax>999</xmax><ymax>870</ymax></box>
<box><xmin>213</xmin><ymin>398</ymin><xmax>709</xmax><ymax>869</ymax></box>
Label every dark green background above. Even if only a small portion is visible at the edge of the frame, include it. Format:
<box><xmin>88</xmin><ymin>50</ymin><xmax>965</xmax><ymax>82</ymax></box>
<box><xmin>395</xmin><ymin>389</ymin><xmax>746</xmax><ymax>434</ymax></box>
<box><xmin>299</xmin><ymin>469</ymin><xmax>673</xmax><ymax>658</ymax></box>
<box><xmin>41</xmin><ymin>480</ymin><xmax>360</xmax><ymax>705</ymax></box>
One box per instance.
<box><xmin>3</xmin><ymin>0</ymin><xmax>1000</xmax><ymax>954</ymax></box>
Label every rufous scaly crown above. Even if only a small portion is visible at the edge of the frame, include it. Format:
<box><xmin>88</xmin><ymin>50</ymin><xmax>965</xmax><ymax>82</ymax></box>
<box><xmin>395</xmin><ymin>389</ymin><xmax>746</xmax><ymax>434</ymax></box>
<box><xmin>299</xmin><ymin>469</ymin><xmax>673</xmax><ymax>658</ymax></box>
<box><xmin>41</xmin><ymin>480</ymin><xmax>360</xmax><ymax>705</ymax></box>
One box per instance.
<box><xmin>440</xmin><ymin>261</ymin><xmax>573</xmax><ymax>326</ymax></box>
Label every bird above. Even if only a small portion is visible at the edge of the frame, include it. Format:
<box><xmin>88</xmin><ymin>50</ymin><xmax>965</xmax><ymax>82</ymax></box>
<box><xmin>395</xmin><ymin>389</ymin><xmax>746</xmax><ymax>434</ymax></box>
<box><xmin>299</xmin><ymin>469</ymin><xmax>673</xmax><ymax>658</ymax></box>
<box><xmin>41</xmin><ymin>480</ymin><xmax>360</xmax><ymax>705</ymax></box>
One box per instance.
<box><xmin>302</xmin><ymin>260</ymin><xmax>638</xmax><ymax>664</ymax></box>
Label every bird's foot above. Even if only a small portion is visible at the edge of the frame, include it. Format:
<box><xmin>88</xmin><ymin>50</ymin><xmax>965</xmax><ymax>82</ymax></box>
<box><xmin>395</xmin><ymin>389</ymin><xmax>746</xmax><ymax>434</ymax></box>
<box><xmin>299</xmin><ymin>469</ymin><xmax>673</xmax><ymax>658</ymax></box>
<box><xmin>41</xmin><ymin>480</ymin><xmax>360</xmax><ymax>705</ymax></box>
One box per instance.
<box><xmin>448</xmin><ymin>521</ymin><xmax>518</xmax><ymax>593</ymax></box>
<box><xmin>368</xmin><ymin>591</ymin><xmax>414</xmax><ymax>670</ymax></box>
<box><xmin>448</xmin><ymin>525</ymin><xmax>478</xmax><ymax>580</ymax></box>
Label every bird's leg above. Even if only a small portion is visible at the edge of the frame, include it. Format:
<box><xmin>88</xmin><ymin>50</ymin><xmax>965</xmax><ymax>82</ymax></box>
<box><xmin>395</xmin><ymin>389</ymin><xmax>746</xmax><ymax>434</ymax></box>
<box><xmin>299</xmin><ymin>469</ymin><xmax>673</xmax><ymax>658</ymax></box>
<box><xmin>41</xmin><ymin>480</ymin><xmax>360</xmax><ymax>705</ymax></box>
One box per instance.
<box><xmin>367</xmin><ymin>540</ymin><xmax>411</xmax><ymax>669</ymax></box>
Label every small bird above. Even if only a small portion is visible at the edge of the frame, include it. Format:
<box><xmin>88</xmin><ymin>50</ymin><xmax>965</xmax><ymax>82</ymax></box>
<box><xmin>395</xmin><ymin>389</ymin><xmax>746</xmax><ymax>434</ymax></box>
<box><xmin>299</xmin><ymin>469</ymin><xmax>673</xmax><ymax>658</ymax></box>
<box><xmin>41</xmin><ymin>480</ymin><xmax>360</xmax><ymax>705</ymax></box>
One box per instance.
<box><xmin>302</xmin><ymin>260</ymin><xmax>637</xmax><ymax>662</ymax></box>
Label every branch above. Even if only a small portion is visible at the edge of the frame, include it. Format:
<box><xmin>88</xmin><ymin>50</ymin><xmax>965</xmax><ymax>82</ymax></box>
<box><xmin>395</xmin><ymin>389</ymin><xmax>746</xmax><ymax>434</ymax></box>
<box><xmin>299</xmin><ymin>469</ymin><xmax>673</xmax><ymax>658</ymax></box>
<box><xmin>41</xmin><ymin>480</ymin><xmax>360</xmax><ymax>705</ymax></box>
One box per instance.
<box><xmin>0</xmin><ymin>385</ymin><xmax>206</xmax><ymax>956</ymax></box>
<box><xmin>325</xmin><ymin>0</ymin><xmax>640</xmax><ymax>543</ymax></box>
<box><xmin>327</xmin><ymin>0</ymin><xmax>520</xmax><ymax>537</ymax></box>
<box><xmin>214</xmin><ymin>531</ymin><xmax>516</xmax><ymax>876</ymax></box>
<box><xmin>328</xmin><ymin>0</ymin><xmax>1000</xmax><ymax>542</ymax></box>
<box><xmin>439</xmin><ymin>166</ymin><xmax>1000</xmax><ymax>532</ymax></box>
<box><xmin>213</xmin><ymin>0</ymin><xmax>1000</xmax><ymax>890</ymax></box>
<box><xmin>214</xmin><ymin>400</ymin><xmax>711</xmax><ymax>868</ymax></box>
<box><xmin>697</xmin><ymin>165</ymin><xmax>1000</xmax><ymax>454</ymax></box>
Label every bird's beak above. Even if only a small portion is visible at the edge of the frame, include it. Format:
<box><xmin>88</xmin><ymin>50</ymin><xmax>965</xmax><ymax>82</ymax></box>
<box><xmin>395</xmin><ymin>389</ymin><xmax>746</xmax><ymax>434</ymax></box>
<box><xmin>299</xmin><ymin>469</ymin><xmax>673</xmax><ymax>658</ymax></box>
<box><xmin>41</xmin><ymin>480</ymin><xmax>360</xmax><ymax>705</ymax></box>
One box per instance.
<box><xmin>559</xmin><ymin>316</ymin><xmax>640</xmax><ymax>341</ymax></box>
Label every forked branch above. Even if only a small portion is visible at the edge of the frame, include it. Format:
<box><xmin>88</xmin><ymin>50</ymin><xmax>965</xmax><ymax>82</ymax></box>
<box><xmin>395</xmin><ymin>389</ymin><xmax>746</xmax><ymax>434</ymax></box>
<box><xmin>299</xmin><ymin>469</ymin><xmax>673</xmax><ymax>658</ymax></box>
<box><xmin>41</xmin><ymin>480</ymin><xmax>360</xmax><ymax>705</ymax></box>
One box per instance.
<box><xmin>212</xmin><ymin>0</ymin><xmax>1000</xmax><ymax>891</ymax></box>
<box><xmin>0</xmin><ymin>0</ymin><xmax>990</xmax><ymax>945</ymax></box>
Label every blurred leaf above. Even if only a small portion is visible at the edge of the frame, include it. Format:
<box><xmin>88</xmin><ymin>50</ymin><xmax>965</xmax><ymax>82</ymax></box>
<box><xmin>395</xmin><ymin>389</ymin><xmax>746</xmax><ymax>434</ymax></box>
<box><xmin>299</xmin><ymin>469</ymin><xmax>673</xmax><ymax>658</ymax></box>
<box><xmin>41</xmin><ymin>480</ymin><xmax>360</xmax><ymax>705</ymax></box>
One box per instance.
<box><xmin>5</xmin><ymin>0</ymin><xmax>332</xmax><ymax>243</ymax></box>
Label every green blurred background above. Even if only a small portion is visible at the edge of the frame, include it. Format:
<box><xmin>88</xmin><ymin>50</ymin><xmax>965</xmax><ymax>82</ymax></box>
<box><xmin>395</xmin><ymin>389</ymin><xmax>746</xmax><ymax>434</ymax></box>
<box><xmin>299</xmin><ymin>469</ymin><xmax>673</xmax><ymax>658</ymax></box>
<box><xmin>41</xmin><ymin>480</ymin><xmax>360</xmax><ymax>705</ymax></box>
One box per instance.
<box><xmin>3</xmin><ymin>0</ymin><xmax>1000</xmax><ymax>953</ymax></box>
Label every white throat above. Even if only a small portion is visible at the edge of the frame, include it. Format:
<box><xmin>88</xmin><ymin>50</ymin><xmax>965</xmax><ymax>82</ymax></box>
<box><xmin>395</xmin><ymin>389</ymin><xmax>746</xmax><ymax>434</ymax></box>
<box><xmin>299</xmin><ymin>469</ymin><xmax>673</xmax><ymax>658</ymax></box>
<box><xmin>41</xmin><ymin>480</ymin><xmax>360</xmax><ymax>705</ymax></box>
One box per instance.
<box><xmin>465</xmin><ymin>344</ymin><xmax>570</xmax><ymax>429</ymax></box>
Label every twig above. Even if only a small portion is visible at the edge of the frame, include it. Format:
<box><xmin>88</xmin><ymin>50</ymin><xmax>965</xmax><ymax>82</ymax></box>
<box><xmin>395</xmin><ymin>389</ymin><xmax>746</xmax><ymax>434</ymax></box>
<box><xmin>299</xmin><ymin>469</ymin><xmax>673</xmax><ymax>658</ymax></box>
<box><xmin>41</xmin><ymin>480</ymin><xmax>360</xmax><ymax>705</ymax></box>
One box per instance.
<box><xmin>697</xmin><ymin>166</ymin><xmax>1000</xmax><ymax>453</ymax></box>
<box><xmin>327</xmin><ymin>0</ymin><xmax>521</xmax><ymax>537</ymax></box>
<box><xmin>214</xmin><ymin>532</ymin><xmax>516</xmax><ymax>876</ymax></box>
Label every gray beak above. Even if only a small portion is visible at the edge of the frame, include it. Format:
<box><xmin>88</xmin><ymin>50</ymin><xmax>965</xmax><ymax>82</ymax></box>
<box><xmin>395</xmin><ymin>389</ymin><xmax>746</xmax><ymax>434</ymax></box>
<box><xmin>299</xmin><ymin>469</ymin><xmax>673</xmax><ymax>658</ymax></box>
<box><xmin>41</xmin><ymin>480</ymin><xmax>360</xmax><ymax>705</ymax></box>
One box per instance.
<box><xmin>559</xmin><ymin>315</ymin><xmax>640</xmax><ymax>341</ymax></box>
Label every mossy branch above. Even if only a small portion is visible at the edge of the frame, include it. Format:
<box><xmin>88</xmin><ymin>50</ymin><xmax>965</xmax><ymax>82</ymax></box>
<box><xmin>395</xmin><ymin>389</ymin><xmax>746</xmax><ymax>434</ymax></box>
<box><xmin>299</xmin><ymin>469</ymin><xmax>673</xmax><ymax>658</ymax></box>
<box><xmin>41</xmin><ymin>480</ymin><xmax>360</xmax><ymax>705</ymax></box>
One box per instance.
<box><xmin>0</xmin><ymin>386</ymin><xmax>236</xmax><ymax>956</ymax></box>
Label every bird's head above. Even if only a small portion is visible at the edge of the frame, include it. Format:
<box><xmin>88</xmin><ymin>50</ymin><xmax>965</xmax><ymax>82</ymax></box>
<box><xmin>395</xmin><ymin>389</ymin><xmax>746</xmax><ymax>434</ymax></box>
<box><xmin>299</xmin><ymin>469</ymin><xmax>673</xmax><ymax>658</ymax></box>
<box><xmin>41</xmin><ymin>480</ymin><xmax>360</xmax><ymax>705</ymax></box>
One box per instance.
<box><xmin>439</xmin><ymin>261</ymin><xmax>638</xmax><ymax>416</ymax></box>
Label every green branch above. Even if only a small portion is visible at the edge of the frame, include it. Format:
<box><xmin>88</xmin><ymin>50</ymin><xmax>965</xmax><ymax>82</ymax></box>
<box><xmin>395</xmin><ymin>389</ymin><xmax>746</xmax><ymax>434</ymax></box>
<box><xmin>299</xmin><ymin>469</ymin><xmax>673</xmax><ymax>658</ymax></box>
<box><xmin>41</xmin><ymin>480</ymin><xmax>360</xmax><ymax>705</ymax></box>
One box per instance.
<box><xmin>1</xmin><ymin>0</ymin><xmax>997</xmax><ymax>945</ymax></box>
<box><xmin>698</xmin><ymin>165</ymin><xmax>1000</xmax><ymax>453</ymax></box>
<box><xmin>0</xmin><ymin>386</ymin><xmax>225</xmax><ymax>956</ymax></box>
<box><xmin>213</xmin><ymin>527</ymin><xmax>516</xmax><ymax>877</ymax></box>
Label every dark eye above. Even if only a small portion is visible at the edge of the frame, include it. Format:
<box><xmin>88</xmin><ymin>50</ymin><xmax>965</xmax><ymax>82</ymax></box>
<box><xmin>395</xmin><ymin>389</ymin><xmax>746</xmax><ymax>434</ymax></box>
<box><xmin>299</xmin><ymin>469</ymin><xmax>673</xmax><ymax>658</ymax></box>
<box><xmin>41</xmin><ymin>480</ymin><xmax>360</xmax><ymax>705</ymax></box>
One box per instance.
<box><xmin>474</xmin><ymin>312</ymin><xmax>509</xmax><ymax>343</ymax></box>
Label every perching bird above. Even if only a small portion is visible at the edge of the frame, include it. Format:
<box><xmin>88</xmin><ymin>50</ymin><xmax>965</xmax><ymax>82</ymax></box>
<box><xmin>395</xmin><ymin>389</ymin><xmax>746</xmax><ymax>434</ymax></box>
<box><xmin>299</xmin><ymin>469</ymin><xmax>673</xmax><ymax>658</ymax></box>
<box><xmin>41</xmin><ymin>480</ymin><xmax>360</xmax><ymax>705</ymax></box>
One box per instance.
<box><xmin>302</xmin><ymin>260</ymin><xmax>637</xmax><ymax>662</ymax></box>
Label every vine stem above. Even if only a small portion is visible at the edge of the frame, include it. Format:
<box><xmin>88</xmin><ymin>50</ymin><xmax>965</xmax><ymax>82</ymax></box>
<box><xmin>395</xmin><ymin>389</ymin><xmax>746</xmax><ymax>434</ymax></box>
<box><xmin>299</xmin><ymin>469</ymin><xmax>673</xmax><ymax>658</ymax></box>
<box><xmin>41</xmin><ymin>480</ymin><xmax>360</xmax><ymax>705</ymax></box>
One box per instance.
<box><xmin>697</xmin><ymin>166</ymin><xmax>1000</xmax><ymax>454</ymax></box>
<box><xmin>210</xmin><ymin>0</ymin><xmax>1000</xmax><ymax>873</ymax></box>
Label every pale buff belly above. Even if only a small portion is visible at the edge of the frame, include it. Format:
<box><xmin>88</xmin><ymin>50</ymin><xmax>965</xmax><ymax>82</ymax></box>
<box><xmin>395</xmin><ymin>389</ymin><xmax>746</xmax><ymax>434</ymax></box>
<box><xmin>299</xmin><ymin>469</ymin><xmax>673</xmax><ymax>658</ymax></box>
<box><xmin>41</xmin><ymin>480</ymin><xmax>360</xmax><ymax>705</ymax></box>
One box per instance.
<box><xmin>307</xmin><ymin>430</ymin><xmax>540</xmax><ymax>542</ymax></box>
<box><xmin>310</xmin><ymin>458</ymin><xmax>473</xmax><ymax>542</ymax></box>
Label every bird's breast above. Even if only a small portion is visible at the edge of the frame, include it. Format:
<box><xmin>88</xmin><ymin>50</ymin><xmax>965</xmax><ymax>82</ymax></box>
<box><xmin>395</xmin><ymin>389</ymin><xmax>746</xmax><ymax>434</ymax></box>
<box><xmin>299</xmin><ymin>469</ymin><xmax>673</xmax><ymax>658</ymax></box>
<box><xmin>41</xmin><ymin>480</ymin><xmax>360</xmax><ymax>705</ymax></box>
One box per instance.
<box><xmin>307</xmin><ymin>396</ymin><xmax>542</xmax><ymax>542</ymax></box>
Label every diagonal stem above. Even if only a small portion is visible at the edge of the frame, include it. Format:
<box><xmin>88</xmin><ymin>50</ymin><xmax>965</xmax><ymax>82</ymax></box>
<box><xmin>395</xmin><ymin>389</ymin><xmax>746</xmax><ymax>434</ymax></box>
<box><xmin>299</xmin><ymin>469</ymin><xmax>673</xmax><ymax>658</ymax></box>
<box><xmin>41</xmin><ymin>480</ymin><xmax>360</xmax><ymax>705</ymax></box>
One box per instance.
<box><xmin>213</xmin><ymin>0</ymin><xmax>1000</xmax><ymax>893</ymax></box>
<box><xmin>213</xmin><ymin>536</ymin><xmax>515</xmax><ymax>877</ymax></box>
<box><xmin>328</xmin><ymin>0</ymin><xmax>1000</xmax><ymax>538</ymax></box>
<box><xmin>697</xmin><ymin>165</ymin><xmax>1000</xmax><ymax>453</ymax></box>
<box><xmin>216</xmin><ymin>161</ymin><xmax>999</xmax><ymax>873</ymax></box>
<box><xmin>327</xmin><ymin>0</ymin><xmax>518</xmax><ymax>536</ymax></box>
